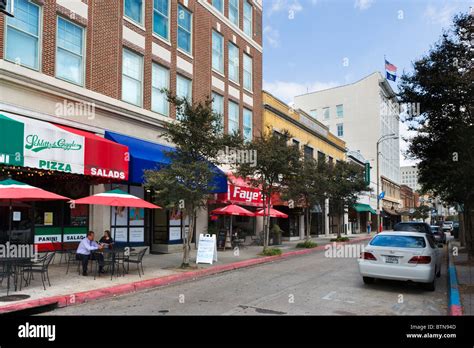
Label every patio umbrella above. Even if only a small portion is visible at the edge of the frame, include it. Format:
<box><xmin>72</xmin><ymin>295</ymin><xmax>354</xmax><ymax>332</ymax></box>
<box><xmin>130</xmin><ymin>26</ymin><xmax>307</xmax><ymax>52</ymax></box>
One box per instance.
<box><xmin>0</xmin><ymin>178</ymin><xmax>70</xmax><ymax>242</ymax></box>
<box><xmin>73</xmin><ymin>189</ymin><xmax>161</xmax><ymax>238</ymax></box>
<box><xmin>211</xmin><ymin>204</ymin><xmax>254</xmax><ymax>240</ymax></box>
<box><xmin>255</xmin><ymin>207</ymin><xmax>289</xmax><ymax>218</ymax></box>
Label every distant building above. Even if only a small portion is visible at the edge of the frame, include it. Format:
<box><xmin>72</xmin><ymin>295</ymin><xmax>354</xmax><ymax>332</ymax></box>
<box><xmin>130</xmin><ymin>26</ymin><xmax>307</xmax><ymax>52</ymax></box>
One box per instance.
<box><xmin>400</xmin><ymin>165</ymin><xmax>421</xmax><ymax>191</ymax></box>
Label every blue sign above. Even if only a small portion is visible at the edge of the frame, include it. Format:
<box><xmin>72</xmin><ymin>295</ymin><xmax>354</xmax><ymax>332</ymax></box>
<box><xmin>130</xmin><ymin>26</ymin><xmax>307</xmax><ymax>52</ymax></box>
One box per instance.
<box><xmin>378</xmin><ymin>192</ymin><xmax>385</xmax><ymax>200</ymax></box>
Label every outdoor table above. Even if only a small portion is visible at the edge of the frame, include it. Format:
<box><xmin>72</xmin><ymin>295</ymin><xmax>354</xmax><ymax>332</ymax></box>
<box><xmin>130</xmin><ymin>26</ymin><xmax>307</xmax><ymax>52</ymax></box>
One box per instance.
<box><xmin>92</xmin><ymin>248</ymin><xmax>129</xmax><ymax>279</ymax></box>
<box><xmin>0</xmin><ymin>257</ymin><xmax>31</xmax><ymax>295</ymax></box>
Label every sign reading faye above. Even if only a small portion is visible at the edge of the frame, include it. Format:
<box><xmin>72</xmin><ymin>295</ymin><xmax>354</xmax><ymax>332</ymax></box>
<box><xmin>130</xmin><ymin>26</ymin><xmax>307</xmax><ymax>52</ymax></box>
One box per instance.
<box><xmin>0</xmin><ymin>113</ymin><xmax>129</xmax><ymax>180</ymax></box>
<box><xmin>196</xmin><ymin>234</ymin><xmax>218</xmax><ymax>264</ymax></box>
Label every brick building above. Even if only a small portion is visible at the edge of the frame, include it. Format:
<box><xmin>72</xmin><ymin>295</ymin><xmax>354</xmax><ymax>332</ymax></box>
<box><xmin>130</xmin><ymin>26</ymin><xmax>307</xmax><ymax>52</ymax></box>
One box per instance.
<box><xmin>0</xmin><ymin>0</ymin><xmax>263</xmax><ymax>253</ymax></box>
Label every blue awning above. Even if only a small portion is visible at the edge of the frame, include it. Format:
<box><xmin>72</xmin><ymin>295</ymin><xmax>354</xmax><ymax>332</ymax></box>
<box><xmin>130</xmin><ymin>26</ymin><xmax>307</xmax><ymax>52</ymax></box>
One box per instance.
<box><xmin>104</xmin><ymin>131</ymin><xmax>228</xmax><ymax>193</ymax></box>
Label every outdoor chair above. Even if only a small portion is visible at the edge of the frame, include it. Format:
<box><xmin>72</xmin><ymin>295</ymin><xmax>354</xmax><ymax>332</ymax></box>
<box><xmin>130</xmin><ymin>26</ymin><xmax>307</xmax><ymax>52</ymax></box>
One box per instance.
<box><xmin>65</xmin><ymin>249</ymin><xmax>82</xmax><ymax>275</ymax></box>
<box><xmin>93</xmin><ymin>250</ymin><xmax>116</xmax><ymax>280</ymax></box>
<box><xmin>20</xmin><ymin>252</ymin><xmax>56</xmax><ymax>290</ymax></box>
<box><xmin>126</xmin><ymin>248</ymin><xmax>147</xmax><ymax>277</ymax></box>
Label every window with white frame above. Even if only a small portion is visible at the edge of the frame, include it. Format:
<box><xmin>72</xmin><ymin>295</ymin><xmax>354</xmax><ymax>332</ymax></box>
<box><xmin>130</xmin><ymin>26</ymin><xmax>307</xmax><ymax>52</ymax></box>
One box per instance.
<box><xmin>337</xmin><ymin>123</ymin><xmax>344</xmax><ymax>137</ymax></box>
<box><xmin>176</xmin><ymin>75</ymin><xmax>192</xmax><ymax>119</ymax></box>
<box><xmin>212</xmin><ymin>0</ymin><xmax>224</xmax><ymax>13</ymax></box>
<box><xmin>212</xmin><ymin>91</ymin><xmax>224</xmax><ymax>124</ymax></box>
<box><xmin>5</xmin><ymin>0</ymin><xmax>41</xmax><ymax>70</ymax></box>
<box><xmin>212</xmin><ymin>30</ymin><xmax>224</xmax><ymax>73</ymax></box>
<box><xmin>243</xmin><ymin>54</ymin><xmax>253</xmax><ymax>91</ymax></box>
<box><xmin>243</xmin><ymin>0</ymin><xmax>253</xmax><ymax>37</ymax></box>
<box><xmin>122</xmin><ymin>48</ymin><xmax>143</xmax><ymax>106</ymax></box>
<box><xmin>228</xmin><ymin>42</ymin><xmax>239</xmax><ymax>83</ymax></box>
<box><xmin>309</xmin><ymin>109</ymin><xmax>317</xmax><ymax>118</ymax></box>
<box><xmin>152</xmin><ymin>63</ymin><xmax>169</xmax><ymax>116</ymax></box>
<box><xmin>177</xmin><ymin>4</ymin><xmax>192</xmax><ymax>54</ymax></box>
<box><xmin>229</xmin><ymin>0</ymin><xmax>239</xmax><ymax>27</ymax></box>
<box><xmin>323</xmin><ymin>107</ymin><xmax>330</xmax><ymax>119</ymax></box>
<box><xmin>56</xmin><ymin>17</ymin><xmax>84</xmax><ymax>86</ymax></box>
<box><xmin>153</xmin><ymin>0</ymin><xmax>169</xmax><ymax>40</ymax></box>
<box><xmin>336</xmin><ymin>104</ymin><xmax>344</xmax><ymax>118</ymax></box>
<box><xmin>228</xmin><ymin>101</ymin><xmax>240</xmax><ymax>134</ymax></box>
<box><xmin>124</xmin><ymin>0</ymin><xmax>143</xmax><ymax>25</ymax></box>
<box><xmin>243</xmin><ymin>108</ymin><xmax>253</xmax><ymax>141</ymax></box>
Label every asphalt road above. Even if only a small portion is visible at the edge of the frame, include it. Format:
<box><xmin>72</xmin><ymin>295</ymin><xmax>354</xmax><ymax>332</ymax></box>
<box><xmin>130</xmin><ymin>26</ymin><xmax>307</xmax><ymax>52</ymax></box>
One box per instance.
<box><xmin>45</xmin><ymin>243</ymin><xmax>448</xmax><ymax>315</ymax></box>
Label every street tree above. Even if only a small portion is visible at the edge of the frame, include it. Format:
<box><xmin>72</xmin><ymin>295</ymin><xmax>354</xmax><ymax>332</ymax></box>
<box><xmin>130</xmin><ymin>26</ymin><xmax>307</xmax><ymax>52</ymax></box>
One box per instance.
<box><xmin>233</xmin><ymin>129</ymin><xmax>300</xmax><ymax>251</ymax></box>
<box><xmin>285</xmin><ymin>157</ymin><xmax>330</xmax><ymax>240</ymax></box>
<box><xmin>412</xmin><ymin>205</ymin><xmax>431</xmax><ymax>221</ymax></box>
<box><xmin>326</xmin><ymin>161</ymin><xmax>372</xmax><ymax>239</ymax></box>
<box><xmin>145</xmin><ymin>92</ymin><xmax>242</xmax><ymax>268</ymax></box>
<box><xmin>398</xmin><ymin>13</ymin><xmax>474</xmax><ymax>257</ymax></box>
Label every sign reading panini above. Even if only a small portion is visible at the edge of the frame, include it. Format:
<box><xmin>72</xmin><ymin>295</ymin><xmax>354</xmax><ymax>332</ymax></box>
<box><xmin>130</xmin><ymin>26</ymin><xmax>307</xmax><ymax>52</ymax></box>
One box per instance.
<box><xmin>25</xmin><ymin>135</ymin><xmax>82</xmax><ymax>152</ymax></box>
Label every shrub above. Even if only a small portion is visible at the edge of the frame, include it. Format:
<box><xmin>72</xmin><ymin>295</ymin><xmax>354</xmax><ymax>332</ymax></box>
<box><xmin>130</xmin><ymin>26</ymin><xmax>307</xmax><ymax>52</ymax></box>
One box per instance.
<box><xmin>330</xmin><ymin>237</ymin><xmax>350</xmax><ymax>242</ymax></box>
<box><xmin>260</xmin><ymin>248</ymin><xmax>282</xmax><ymax>256</ymax></box>
<box><xmin>296</xmin><ymin>240</ymin><xmax>318</xmax><ymax>248</ymax></box>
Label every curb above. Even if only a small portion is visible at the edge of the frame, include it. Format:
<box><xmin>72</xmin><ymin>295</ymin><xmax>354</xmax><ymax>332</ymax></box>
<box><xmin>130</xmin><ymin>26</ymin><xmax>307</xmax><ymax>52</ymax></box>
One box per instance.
<box><xmin>447</xmin><ymin>241</ymin><xmax>463</xmax><ymax>316</ymax></box>
<box><xmin>0</xmin><ymin>235</ymin><xmax>372</xmax><ymax>314</ymax></box>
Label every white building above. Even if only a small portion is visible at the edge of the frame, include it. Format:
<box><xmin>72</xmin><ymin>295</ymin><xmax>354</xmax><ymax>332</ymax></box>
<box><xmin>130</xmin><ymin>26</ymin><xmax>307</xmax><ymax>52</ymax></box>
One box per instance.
<box><xmin>294</xmin><ymin>72</ymin><xmax>401</xmax><ymax>216</ymax></box>
<box><xmin>400</xmin><ymin>165</ymin><xmax>421</xmax><ymax>191</ymax></box>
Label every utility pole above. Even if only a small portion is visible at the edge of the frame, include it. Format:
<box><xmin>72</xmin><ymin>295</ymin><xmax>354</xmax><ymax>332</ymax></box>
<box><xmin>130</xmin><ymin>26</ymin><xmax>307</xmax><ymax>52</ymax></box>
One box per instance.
<box><xmin>376</xmin><ymin>133</ymin><xmax>398</xmax><ymax>233</ymax></box>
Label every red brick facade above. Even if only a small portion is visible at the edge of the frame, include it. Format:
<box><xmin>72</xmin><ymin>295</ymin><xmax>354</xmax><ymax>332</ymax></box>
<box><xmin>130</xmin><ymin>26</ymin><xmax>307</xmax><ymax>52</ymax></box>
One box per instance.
<box><xmin>0</xmin><ymin>0</ymin><xmax>263</xmax><ymax>138</ymax></box>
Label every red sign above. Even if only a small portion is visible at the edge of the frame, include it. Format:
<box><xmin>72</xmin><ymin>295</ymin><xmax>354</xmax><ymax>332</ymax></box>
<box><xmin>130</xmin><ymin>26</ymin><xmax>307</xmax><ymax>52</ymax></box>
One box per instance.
<box><xmin>229</xmin><ymin>185</ymin><xmax>262</xmax><ymax>205</ymax></box>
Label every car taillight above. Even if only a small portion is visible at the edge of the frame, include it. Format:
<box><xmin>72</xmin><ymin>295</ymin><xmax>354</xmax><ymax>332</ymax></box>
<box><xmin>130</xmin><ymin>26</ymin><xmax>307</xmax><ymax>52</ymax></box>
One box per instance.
<box><xmin>408</xmin><ymin>256</ymin><xmax>431</xmax><ymax>264</ymax></box>
<box><xmin>361</xmin><ymin>252</ymin><xmax>377</xmax><ymax>260</ymax></box>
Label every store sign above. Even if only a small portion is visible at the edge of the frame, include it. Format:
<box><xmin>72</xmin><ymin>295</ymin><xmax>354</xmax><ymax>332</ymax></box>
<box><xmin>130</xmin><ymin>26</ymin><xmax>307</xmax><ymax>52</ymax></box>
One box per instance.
<box><xmin>0</xmin><ymin>113</ymin><xmax>129</xmax><ymax>181</ymax></box>
<box><xmin>229</xmin><ymin>185</ymin><xmax>262</xmax><ymax>205</ymax></box>
<box><xmin>196</xmin><ymin>234</ymin><xmax>218</xmax><ymax>264</ymax></box>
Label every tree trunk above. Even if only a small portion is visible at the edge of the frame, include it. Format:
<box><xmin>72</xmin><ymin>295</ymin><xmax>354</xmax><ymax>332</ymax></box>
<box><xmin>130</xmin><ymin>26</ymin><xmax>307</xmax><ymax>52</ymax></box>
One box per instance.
<box><xmin>464</xmin><ymin>197</ymin><xmax>474</xmax><ymax>260</ymax></box>
<box><xmin>305</xmin><ymin>207</ymin><xmax>311</xmax><ymax>240</ymax></box>
<box><xmin>181</xmin><ymin>206</ymin><xmax>195</xmax><ymax>268</ymax></box>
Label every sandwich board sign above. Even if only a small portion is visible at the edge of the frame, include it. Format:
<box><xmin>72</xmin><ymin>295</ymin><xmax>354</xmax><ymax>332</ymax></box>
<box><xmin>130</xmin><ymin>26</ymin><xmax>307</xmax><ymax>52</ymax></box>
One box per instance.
<box><xmin>196</xmin><ymin>234</ymin><xmax>218</xmax><ymax>264</ymax></box>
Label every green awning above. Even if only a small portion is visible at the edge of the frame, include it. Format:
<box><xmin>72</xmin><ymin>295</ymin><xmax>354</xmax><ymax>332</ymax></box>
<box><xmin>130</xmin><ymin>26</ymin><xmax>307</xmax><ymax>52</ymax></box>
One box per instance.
<box><xmin>353</xmin><ymin>203</ymin><xmax>376</xmax><ymax>214</ymax></box>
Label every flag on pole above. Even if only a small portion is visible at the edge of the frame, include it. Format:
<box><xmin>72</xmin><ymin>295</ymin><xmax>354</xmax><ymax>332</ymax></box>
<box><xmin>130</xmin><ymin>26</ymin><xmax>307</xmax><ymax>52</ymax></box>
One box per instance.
<box><xmin>385</xmin><ymin>59</ymin><xmax>397</xmax><ymax>82</ymax></box>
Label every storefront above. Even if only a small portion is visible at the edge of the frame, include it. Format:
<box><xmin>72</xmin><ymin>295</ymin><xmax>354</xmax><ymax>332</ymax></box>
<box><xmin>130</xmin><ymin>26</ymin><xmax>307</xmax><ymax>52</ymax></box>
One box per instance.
<box><xmin>0</xmin><ymin>112</ymin><xmax>129</xmax><ymax>251</ymax></box>
<box><xmin>351</xmin><ymin>203</ymin><xmax>376</xmax><ymax>233</ymax></box>
<box><xmin>104</xmin><ymin>131</ymin><xmax>228</xmax><ymax>253</ymax></box>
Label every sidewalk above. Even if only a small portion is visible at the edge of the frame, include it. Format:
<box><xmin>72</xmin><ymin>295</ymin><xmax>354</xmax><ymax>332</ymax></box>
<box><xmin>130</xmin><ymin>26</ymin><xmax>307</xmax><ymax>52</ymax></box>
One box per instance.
<box><xmin>0</xmin><ymin>233</ymin><xmax>373</xmax><ymax>314</ymax></box>
<box><xmin>451</xmin><ymin>241</ymin><xmax>474</xmax><ymax>315</ymax></box>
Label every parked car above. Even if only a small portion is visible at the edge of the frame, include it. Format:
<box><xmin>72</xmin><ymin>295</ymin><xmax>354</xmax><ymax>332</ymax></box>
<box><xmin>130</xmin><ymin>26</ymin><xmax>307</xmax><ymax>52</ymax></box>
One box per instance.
<box><xmin>442</xmin><ymin>221</ymin><xmax>454</xmax><ymax>234</ymax></box>
<box><xmin>358</xmin><ymin>231</ymin><xmax>441</xmax><ymax>291</ymax></box>
<box><xmin>452</xmin><ymin>221</ymin><xmax>460</xmax><ymax>239</ymax></box>
<box><xmin>393</xmin><ymin>222</ymin><xmax>432</xmax><ymax>234</ymax></box>
<box><xmin>430</xmin><ymin>225</ymin><xmax>446</xmax><ymax>244</ymax></box>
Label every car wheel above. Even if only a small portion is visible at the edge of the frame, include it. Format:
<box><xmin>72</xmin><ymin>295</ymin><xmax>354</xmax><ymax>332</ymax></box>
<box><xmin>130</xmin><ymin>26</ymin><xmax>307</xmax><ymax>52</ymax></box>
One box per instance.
<box><xmin>363</xmin><ymin>276</ymin><xmax>375</xmax><ymax>284</ymax></box>
<box><xmin>423</xmin><ymin>278</ymin><xmax>436</xmax><ymax>291</ymax></box>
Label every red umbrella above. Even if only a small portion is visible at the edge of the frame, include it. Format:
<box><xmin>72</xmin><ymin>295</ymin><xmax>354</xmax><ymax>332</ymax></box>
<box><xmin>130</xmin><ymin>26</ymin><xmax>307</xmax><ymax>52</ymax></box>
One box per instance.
<box><xmin>73</xmin><ymin>189</ymin><xmax>160</xmax><ymax>209</ymax></box>
<box><xmin>0</xmin><ymin>178</ymin><xmax>70</xmax><ymax>242</ymax></box>
<box><xmin>211</xmin><ymin>204</ymin><xmax>254</xmax><ymax>240</ymax></box>
<box><xmin>255</xmin><ymin>207</ymin><xmax>289</xmax><ymax>218</ymax></box>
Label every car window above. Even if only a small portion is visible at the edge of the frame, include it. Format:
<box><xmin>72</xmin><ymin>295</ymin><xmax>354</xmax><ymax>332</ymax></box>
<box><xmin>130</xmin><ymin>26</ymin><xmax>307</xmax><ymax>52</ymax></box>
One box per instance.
<box><xmin>394</xmin><ymin>223</ymin><xmax>429</xmax><ymax>233</ymax></box>
<box><xmin>426</xmin><ymin>234</ymin><xmax>436</xmax><ymax>249</ymax></box>
<box><xmin>369</xmin><ymin>235</ymin><xmax>426</xmax><ymax>248</ymax></box>
<box><xmin>430</xmin><ymin>226</ymin><xmax>440</xmax><ymax>233</ymax></box>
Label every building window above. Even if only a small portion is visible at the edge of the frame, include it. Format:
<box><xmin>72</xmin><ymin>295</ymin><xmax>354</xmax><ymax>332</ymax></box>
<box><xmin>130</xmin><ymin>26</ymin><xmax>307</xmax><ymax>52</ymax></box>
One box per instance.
<box><xmin>304</xmin><ymin>145</ymin><xmax>314</xmax><ymax>160</ymax></box>
<box><xmin>228</xmin><ymin>101</ymin><xmax>240</xmax><ymax>134</ymax></box>
<box><xmin>309</xmin><ymin>109</ymin><xmax>317</xmax><ymax>118</ymax></box>
<box><xmin>212</xmin><ymin>92</ymin><xmax>224</xmax><ymax>130</ymax></box>
<box><xmin>336</xmin><ymin>104</ymin><xmax>343</xmax><ymax>118</ymax></box>
<box><xmin>124</xmin><ymin>0</ymin><xmax>143</xmax><ymax>25</ymax></box>
<box><xmin>337</xmin><ymin>123</ymin><xmax>344</xmax><ymax>137</ymax></box>
<box><xmin>243</xmin><ymin>108</ymin><xmax>253</xmax><ymax>142</ymax></box>
<box><xmin>152</xmin><ymin>63</ymin><xmax>169</xmax><ymax>116</ymax></box>
<box><xmin>229</xmin><ymin>0</ymin><xmax>239</xmax><ymax>27</ymax></box>
<box><xmin>153</xmin><ymin>0</ymin><xmax>169</xmax><ymax>40</ymax></box>
<box><xmin>176</xmin><ymin>74</ymin><xmax>192</xmax><ymax>120</ymax></box>
<box><xmin>292</xmin><ymin>139</ymin><xmax>300</xmax><ymax>149</ymax></box>
<box><xmin>228</xmin><ymin>42</ymin><xmax>239</xmax><ymax>83</ymax></box>
<box><xmin>243</xmin><ymin>54</ymin><xmax>253</xmax><ymax>91</ymax></box>
<box><xmin>212</xmin><ymin>0</ymin><xmax>224</xmax><ymax>13</ymax></box>
<box><xmin>318</xmin><ymin>151</ymin><xmax>326</xmax><ymax>162</ymax></box>
<box><xmin>177</xmin><ymin>4</ymin><xmax>192</xmax><ymax>54</ymax></box>
<box><xmin>328</xmin><ymin>156</ymin><xmax>334</xmax><ymax>166</ymax></box>
<box><xmin>212</xmin><ymin>30</ymin><xmax>224</xmax><ymax>73</ymax></box>
<box><xmin>243</xmin><ymin>0</ymin><xmax>253</xmax><ymax>37</ymax></box>
<box><xmin>122</xmin><ymin>48</ymin><xmax>143</xmax><ymax>106</ymax></box>
<box><xmin>5</xmin><ymin>0</ymin><xmax>40</xmax><ymax>70</ymax></box>
<box><xmin>56</xmin><ymin>17</ymin><xmax>84</xmax><ymax>86</ymax></box>
<box><xmin>323</xmin><ymin>107</ymin><xmax>330</xmax><ymax>119</ymax></box>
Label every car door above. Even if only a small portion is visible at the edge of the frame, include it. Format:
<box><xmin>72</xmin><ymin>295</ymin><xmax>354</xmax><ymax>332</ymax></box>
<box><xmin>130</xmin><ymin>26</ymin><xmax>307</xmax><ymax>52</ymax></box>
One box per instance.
<box><xmin>426</xmin><ymin>234</ymin><xmax>440</xmax><ymax>270</ymax></box>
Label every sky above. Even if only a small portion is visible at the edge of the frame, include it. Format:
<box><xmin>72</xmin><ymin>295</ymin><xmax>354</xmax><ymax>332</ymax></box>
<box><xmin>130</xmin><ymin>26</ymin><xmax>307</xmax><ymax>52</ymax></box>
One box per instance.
<box><xmin>262</xmin><ymin>0</ymin><xmax>472</xmax><ymax>166</ymax></box>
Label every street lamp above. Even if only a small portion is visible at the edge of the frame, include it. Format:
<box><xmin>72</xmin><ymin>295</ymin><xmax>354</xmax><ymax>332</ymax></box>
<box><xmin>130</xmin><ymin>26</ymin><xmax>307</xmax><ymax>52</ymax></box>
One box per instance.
<box><xmin>376</xmin><ymin>133</ymin><xmax>398</xmax><ymax>233</ymax></box>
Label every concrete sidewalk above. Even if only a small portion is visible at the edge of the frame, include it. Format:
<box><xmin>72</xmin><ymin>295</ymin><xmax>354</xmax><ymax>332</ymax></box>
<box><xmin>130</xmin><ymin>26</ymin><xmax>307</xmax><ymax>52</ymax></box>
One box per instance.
<box><xmin>451</xmin><ymin>241</ymin><xmax>474</xmax><ymax>315</ymax></box>
<box><xmin>0</xmin><ymin>233</ymin><xmax>373</xmax><ymax>313</ymax></box>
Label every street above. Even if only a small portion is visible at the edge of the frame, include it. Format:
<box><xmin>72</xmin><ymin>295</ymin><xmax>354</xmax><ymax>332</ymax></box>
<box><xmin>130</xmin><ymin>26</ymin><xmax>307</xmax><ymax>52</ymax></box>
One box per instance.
<box><xmin>45</xmin><ymin>243</ymin><xmax>448</xmax><ymax>316</ymax></box>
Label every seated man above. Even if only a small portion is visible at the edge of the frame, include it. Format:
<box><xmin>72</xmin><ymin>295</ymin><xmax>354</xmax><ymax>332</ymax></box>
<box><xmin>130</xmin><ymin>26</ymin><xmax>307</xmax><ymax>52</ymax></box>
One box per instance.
<box><xmin>76</xmin><ymin>231</ymin><xmax>104</xmax><ymax>276</ymax></box>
